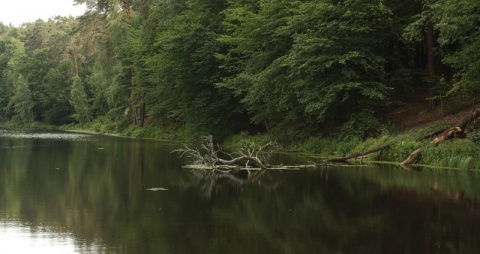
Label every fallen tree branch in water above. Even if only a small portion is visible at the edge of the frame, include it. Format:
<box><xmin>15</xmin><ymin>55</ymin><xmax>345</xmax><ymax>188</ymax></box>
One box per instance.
<box><xmin>327</xmin><ymin>142</ymin><xmax>395</xmax><ymax>163</ymax></box>
<box><xmin>174</xmin><ymin>135</ymin><xmax>280</xmax><ymax>170</ymax></box>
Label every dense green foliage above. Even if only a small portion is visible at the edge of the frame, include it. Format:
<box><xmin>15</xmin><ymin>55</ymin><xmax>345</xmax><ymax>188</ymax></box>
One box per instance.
<box><xmin>0</xmin><ymin>0</ymin><xmax>478</xmax><ymax>140</ymax></box>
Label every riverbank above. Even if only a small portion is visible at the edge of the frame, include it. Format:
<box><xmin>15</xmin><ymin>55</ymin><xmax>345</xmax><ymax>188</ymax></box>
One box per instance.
<box><xmin>222</xmin><ymin>100</ymin><xmax>480</xmax><ymax>170</ymax></box>
<box><xmin>4</xmin><ymin>122</ymin><xmax>480</xmax><ymax>170</ymax></box>
<box><xmin>2</xmin><ymin>101</ymin><xmax>479</xmax><ymax>170</ymax></box>
<box><xmin>221</xmin><ymin>123</ymin><xmax>480</xmax><ymax>170</ymax></box>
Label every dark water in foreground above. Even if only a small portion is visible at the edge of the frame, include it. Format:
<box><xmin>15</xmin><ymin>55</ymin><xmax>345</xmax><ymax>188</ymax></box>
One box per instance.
<box><xmin>1</xmin><ymin>129</ymin><xmax>480</xmax><ymax>253</ymax></box>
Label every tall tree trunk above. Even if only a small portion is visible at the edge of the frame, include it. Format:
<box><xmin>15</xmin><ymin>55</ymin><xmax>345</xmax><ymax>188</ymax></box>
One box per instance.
<box><xmin>130</xmin><ymin>104</ymin><xmax>138</xmax><ymax>125</ymax></box>
<box><xmin>139</xmin><ymin>100</ymin><xmax>146</xmax><ymax>127</ymax></box>
<box><xmin>426</xmin><ymin>19</ymin><xmax>436</xmax><ymax>111</ymax></box>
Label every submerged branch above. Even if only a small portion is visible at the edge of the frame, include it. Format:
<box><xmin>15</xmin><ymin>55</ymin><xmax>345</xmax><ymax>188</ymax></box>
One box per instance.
<box><xmin>218</xmin><ymin>156</ymin><xmax>268</xmax><ymax>170</ymax></box>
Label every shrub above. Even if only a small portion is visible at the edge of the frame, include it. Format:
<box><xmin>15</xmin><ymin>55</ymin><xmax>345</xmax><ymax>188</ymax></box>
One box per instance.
<box><xmin>224</xmin><ymin>132</ymin><xmax>276</xmax><ymax>151</ymax></box>
<box><xmin>338</xmin><ymin>111</ymin><xmax>382</xmax><ymax>140</ymax></box>
<box><xmin>298</xmin><ymin>136</ymin><xmax>360</xmax><ymax>157</ymax></box>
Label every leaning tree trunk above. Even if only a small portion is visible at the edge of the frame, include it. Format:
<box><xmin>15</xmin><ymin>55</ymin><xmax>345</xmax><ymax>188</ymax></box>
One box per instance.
<box><xmin>327</xmin><ymin>142</ymin><xmax>394</xmax><ymax>163</ymax></box>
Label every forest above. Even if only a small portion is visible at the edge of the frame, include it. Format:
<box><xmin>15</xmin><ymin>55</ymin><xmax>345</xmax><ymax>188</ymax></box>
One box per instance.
<box><xmin>0</xmin><ymin>0</ymin><xmax>479</xmax><ymax>144</ymax></box>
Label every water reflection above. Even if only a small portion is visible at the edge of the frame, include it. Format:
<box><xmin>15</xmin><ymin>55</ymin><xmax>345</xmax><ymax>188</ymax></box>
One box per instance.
<box><xmin>0</xmin><ymin>220</ymin><xmax>114</xmax><ymax>253</ymax></box>
<box><xmin>1</xmin><ymin>129</ymin><xmax>480</xmax><ymax>253</ymax></box>
<box><xmin>0</xmin><ymin>129</ymin><xmax>92</xmax><ymax>140</ymax></box>
<box><xmin>178</xmin><ymin>169</ymin><xmax>280</xmax><ymax>198</ymax></box>
<box><xmin>0</xmin><ymin>223</ymin><xmax>77</xmax><ymax>254</ymax></box>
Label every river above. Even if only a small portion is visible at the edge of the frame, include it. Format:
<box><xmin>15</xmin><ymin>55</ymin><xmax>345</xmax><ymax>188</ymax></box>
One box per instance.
<box><xmin>0</xmin><ymin>129</ymin><xmax>479</xmax><ymax>253</ymax></box>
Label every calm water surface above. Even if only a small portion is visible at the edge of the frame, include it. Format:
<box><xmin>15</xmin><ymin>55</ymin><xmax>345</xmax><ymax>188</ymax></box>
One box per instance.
<box><xmin>1</xmin><ymin>129</ymin><xmax>480</xmax><ymax>253</ymax></box>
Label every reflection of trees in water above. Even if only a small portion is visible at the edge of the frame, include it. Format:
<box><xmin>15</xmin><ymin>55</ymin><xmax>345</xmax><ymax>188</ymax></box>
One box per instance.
<box><xmin>179</xmin><ymin>168</ymin><xmax>282</xmax><ymax>198</ymax></box>
<box><xmin>380</xmin><ymin>187</ymin><xmax>480</xmax><ymax>253</ymax></box>
<box><xmin>0</xmin><ymin>137</ymin><xmax>158</xmax><ymax>251</ymax></box>
<box><xmin>202</xmin><ymin>168</ymin><xmax>480</xmax><ymax>254</ymax></box>
<box><xmin>3</xmin><ymin>134</ymin><xmax>480</xmax><ymax>253</ymax></box>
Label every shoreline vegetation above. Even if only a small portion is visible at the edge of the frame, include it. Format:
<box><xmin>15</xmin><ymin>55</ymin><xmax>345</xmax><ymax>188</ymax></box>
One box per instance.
<box><xmin>2</xmin><ymin>107</ymin><xmax>480</xmax><ymax>171</ymax></box>
<box><xmin>69</xmin><ymin>108</ymin><xmax>480</xmax><ymax>171</ymax></box>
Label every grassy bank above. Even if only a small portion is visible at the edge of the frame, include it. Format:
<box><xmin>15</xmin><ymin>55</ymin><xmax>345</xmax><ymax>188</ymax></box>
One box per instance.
<box><xmin>306</xmin><ymin>128</ymin><xmax>480</xmax><ymax>170</ymax></box>
<box><xmin>224</xmin><ymin>124</ymin><xmax>480</xmax><ymax>170</ymax></box>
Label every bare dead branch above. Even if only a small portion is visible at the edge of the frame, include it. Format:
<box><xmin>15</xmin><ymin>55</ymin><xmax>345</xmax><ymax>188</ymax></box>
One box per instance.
<box><xmin>174</xmin><ymin>135</ymin><xmax>279</xmax><ymax>170</ymax></box>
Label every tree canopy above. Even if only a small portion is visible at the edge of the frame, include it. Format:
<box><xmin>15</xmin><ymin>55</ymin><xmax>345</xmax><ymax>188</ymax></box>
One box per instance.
<box><xmin>0</xmin><ymin>0</ymin><xmax>477</xmax><ymax>139</ymax></box>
